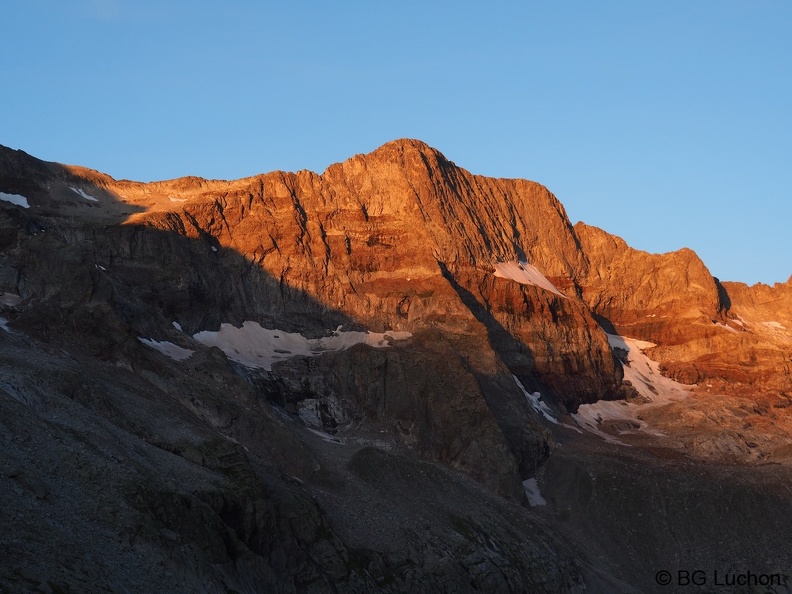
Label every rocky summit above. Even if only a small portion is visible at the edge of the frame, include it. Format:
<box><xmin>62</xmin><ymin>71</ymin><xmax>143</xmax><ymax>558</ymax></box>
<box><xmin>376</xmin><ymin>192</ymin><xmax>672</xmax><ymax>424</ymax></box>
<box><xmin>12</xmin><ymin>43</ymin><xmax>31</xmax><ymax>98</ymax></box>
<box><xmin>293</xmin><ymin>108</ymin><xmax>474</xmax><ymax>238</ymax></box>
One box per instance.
<box><xmin>1</xmin><ymin>139</ymin><xmax>790</xmax><ymax>593</ymax></box>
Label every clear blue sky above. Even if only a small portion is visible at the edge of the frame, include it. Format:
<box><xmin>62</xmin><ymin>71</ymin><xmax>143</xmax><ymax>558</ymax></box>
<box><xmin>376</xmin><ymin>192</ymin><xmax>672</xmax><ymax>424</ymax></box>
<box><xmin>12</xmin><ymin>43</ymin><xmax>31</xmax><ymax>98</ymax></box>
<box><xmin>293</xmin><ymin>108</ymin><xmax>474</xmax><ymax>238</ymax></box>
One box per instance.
<box><xmin>2</xmin><ymin>1</ymin><xmax>790</xmax><ymax>285</ymax></box>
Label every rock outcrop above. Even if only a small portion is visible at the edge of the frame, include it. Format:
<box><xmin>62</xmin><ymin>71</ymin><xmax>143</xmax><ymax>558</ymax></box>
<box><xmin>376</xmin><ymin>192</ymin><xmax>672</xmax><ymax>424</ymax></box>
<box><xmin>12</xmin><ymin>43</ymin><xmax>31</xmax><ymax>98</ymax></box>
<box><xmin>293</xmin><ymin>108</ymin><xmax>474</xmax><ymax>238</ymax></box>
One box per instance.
<box><xmin>573</xmin><ymin>221</ymin><xmax>791</xmax><ymax>395</ymax></box>
<box><xmin>574</xmin><ymin>221</ymin><xmax>724</xmax><ymax>339</ymax></box>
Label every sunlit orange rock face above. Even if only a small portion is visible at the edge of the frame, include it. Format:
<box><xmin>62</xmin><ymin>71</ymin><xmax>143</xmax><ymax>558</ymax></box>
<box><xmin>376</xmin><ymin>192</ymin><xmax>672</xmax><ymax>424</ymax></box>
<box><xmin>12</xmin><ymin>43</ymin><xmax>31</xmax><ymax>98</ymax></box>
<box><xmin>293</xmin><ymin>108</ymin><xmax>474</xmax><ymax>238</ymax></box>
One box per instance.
<box><xmin>117</xmin><ymin>139</ymin><xmax>626</xmax><ymax>410</ymax></box>
<box><xmin>563</xmin><ymin>210</ymin><xmax>792</xmax><ymax>465</ymax></box>
<box><xmin>126</xmin><ymin>139</ymin><xmax>789</xmax><ymax>405</ymax></box>
<box><xmin>573</xmin><ymin>219</ymin><xmax>791</xmax><ymax>396</ymax></box>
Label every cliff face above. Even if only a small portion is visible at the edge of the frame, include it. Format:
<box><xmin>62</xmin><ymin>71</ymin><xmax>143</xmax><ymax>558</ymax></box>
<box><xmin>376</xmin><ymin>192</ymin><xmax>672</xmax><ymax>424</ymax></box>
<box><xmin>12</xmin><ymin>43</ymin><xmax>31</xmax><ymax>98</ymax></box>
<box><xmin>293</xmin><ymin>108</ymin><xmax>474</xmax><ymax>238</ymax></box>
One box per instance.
<box><xmin>571</xmin><ymin>218</ymin><xmax>792</xmax><ymax>463</ymax></box>
<box><xmin>130</xmin><ymin>139</ymin><xmax>613</xmax><ymax>401</ymax></box>
<box><xmin>1</xmin><ymin>140</ymin><xmax>791</xmax><ymax>592</ymax></box>
<box><xmin>574</xmin><ymin>221</ymin><xmax>723</xmax><ymax>335</ymax></box>
<box><xmin>573</xmin><ymin>221</ymin><xmax>791</xmax><ymax>395</ymax></box>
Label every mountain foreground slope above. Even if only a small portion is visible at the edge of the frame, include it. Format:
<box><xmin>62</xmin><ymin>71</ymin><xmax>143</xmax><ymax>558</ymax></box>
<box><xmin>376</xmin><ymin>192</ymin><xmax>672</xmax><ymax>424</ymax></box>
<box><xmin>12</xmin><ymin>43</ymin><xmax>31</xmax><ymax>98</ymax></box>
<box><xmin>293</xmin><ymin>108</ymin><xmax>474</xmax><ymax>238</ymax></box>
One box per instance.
<box><xmin>1</xmin><ymin>139</ymin><xmax>790</xmax><ymax>593</ymax></box>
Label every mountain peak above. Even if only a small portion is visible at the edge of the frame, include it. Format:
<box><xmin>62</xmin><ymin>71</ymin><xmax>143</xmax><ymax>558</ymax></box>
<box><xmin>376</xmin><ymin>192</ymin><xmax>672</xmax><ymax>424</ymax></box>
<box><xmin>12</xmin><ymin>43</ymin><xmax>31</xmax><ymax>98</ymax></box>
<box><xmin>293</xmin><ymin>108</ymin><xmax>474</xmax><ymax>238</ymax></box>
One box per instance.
<box><xmin>322</xmin><ymin>138</ymin><xmax>454</xmax><ymax>178</ymax></box>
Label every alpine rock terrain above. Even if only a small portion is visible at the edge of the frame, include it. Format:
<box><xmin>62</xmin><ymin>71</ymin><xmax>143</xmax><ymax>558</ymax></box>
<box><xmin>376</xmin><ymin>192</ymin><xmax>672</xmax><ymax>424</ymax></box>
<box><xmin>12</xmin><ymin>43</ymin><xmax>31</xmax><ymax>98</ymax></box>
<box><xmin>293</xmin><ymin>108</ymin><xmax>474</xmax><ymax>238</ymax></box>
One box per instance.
<box><xmin>1</xmin><ymin>139</ymin><xmax>790</xmax><ymax>593</ymax></box>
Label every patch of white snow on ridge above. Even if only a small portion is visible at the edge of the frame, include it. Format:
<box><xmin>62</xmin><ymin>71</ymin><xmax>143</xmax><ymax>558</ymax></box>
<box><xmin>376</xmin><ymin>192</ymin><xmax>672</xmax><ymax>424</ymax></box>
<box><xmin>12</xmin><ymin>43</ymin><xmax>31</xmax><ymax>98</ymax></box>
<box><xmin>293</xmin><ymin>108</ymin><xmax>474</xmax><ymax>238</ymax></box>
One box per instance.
<box><xmin>763</xmin><ymin>321</ymin><xmax>786</xmax><ymax>330</ymax></box>
<box><xmin>192</xmin><ymin>321</ymin><xmax>412</xmax><ymax>371</ymax></box>
<box><xmin>168</xmin><ymin>196</ymin><xmax>188</xmax><ymax>203</ymax></box>
<box><xmin>522</xmin><ymin>478</ymin><xmax>547</xmax><ymax>506</ymax></box>
<box><xmin>0</xmin><ymin>193</ymin><xmax>30</xmax><ymax>208</ymax></box>
<box><xmin>0</xmin><ymin>317</ymin><xmax>9</xmax><ymax>332</ymax></box>
<box><xmin>138</xmin><ymin>338</ymin><xmax>194</xmax><ymax>361</ymax></box>
<box><xmin>513</xmin><ymin>375</ymin><xmax>557</xmax><ymax>424</ymax></box>
<box><xmin>715</xmin><ymin>322</ymin><xmax>739</xmax><ymax>334</ymax></box>
<box><xmin>70</xmin><ymin>187</ymin><xmax>99</xmax><ymax>202</ymax></box>
<box><xmin>172</xmin><ymin>321</ymin><xmax>182</xmax><ymax>332</ymax></box>
<box><xmin>572</xmin><ymin>334</ymin><xmax>693</xmax><ymax>443</ymax></box>
<box><xmin>493</xmin><ymin>261</ymin><xmax>565</xmax><ymax>297</ymax></box>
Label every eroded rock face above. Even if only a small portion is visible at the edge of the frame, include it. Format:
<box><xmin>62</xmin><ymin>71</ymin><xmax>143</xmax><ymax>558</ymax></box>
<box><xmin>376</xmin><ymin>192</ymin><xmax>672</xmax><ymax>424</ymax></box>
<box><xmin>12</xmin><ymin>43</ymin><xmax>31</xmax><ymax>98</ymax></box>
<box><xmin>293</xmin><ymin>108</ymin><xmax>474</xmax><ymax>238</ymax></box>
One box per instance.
<box><xmin>574</xmin><ymin>222</ymin><xmax>723</xmax><ymax>341</ymax></box>
<box><xmin>574</xmin><ymin>221</ymin><xmax>792</xmax><ymax>400</ymax></box>
<box><xmin>130</xmin><ymin>140</ymin><xmax>623</xmax><ymax>408</ymax></box>
<box><xmin>721</xmin><ymin>276</ymin><xmax>792</xmax><ymax>380</ymax></box>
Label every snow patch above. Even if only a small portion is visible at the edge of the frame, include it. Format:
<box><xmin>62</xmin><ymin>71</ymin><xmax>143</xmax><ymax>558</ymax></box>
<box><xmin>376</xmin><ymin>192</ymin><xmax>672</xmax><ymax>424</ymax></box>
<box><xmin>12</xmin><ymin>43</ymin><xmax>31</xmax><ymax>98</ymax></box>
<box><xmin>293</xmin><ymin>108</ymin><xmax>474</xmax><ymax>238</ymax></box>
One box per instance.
<box><xmin>70</xmin><ymin>187</ymin><xmax>99</xmax><ymax>202</ymax></box>
<box><xmin>571</xmin><ymin>405</ymin><xmax>630</xmax><ymax>445</ymax></box>
<box><xmin>168</xmin><ymin>196</ymin><xmax>188</xmax><ymax>203</ymax></box>
<box><xmin>0</xmin><ymin>317</ymin><xmax>9</xmax><ymax>332</ymax></box>
<box><xmin>0</xmin><ymin>193</ymin><xmax>30</xmax><ymax>208</ymax></box>
<box><xmin>607</xmin><ymin>333</ymin><xmax>691</xmax><ymax>403</ymax></box>
<box><xmin>715</xmin><ymin>322</ymin><xmax>739</xmax><ymax>334</ymax></box>
<box><xmin>306</xmin><ymin>427</ymin><xmax>345</xmax><ymax>444</ymax></box>
<box><xmin>493</xmin><ymin>261</ymin><xmax>565</xmax><ymax>297</ymax></box>
<box><xmin>763</xmin><ymin>321</ymin><xmax>786</xmax><ymax>330</ymax></box>
<box><xmin>138</xmin><ymin>337</ymin><xmax>194</xmax><ymax>361</ymax></box>
<box><xmin>94</xmin><ymin>264</ymin><xmax>106</xmax><ymax>271</ymax></box>
<box><xmin>192</xmin><ymin>321</ymin><xmax>411</xmax><ymax>370</ymax></box>
<box><xmin>573</xmin><ymin>334</ymin><xmax>692</xmax><ymax>443</ymax></box>
<box><xmin>522</xmin><ymin>478</ymin><xmax>547</xmax><ymax>506</ymax></box>
<box><xmin>606</xmin><ymin>334</ymin><xmax>655</xmax><ymax>352</ymax></box>
<box><xmin>172</xmin><ymin>321</ymin><xmax>182</xmax><ymax>332</ymax></box>
<box><xmin>513</xmin><ymin>375</ymin><xmax>557</xmax><ymax>424</ymax></box>
<box><xmin>0</xmin><ymin>293</ymin><xmax>22</xmax><ymax>307</ymax></box>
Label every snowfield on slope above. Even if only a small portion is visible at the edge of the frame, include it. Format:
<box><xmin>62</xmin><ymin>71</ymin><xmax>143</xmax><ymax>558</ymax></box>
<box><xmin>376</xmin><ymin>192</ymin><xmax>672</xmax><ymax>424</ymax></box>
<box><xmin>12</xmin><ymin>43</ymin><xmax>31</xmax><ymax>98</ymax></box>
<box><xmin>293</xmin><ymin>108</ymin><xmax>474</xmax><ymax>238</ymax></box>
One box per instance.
<box><xmin>0</xmin><ymin>192</ymin><xmax>30</xmax><ymax>208</ymax></box>
<box><xmin>572</xmin><ymin>334</ymin><xmax>693</xmax><ymax>442</ymax></box>
<box><xmin>192</xmin><ymin>321</ymin><xmax>411</xmax><ymax>370</ymax></box>
<box><xmin>522</xmin><ymin>478</ymin><xmax>547</xmax><ymax>507</ymax></box>
<box><xmin>138</xmin><ymin>338</ymin><xmax>195</xmax><ymax>361</ymax></box>
<box><xmin>513</xmin><ymin>375</ymin><xmax>558</xmax><ymax>424</ymax></box>
<box><xmin>493</xmin><ymin>261</ymin><xmax>565</xmax><ymax>297</ymax></box>
<box><xmin>70</xmin><ymin>187</ymin><xmax>99</xmax><ymax>202</ymax></box>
